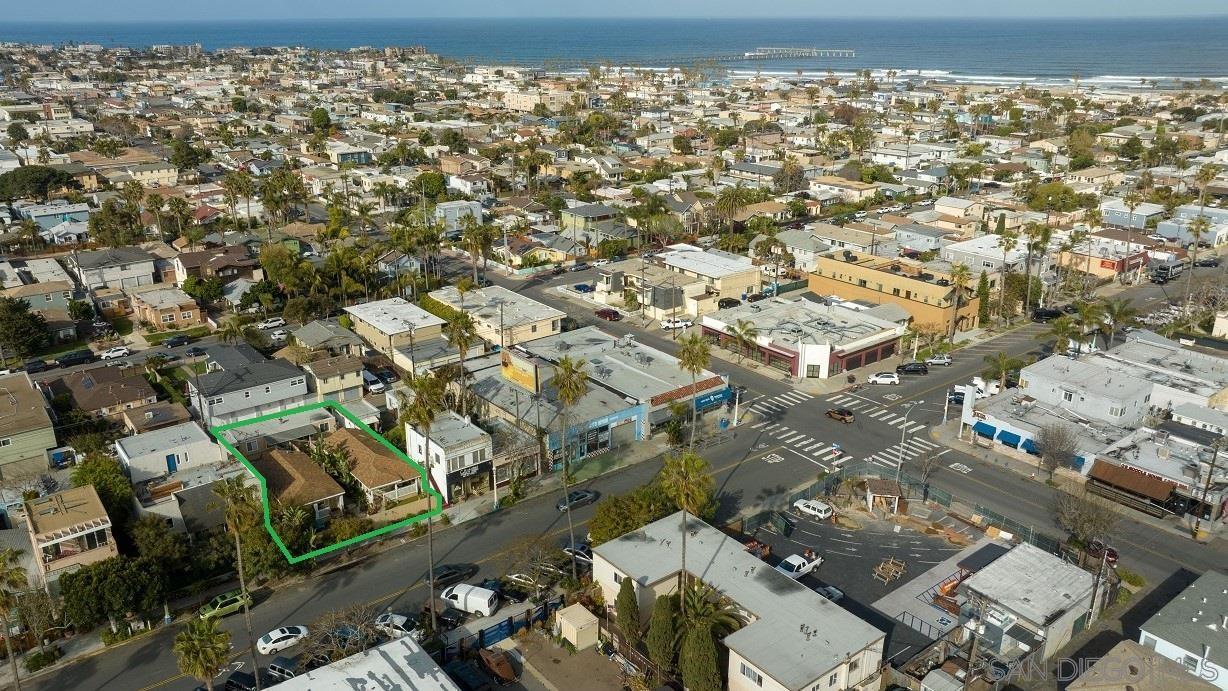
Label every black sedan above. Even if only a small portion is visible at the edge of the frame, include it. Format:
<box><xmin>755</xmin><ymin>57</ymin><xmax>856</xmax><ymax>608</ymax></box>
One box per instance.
<box><xmin>556</xmin><ymin>489</ymin><xmax>598</xmax><ymax>512</ymax></box>
<box><xmin>163</xmin><ymin>335</ymin><xmax>192</xmax><ymax>348</ymax></box>
<box><xmin>429</xmin><ymin>563</ymin><xmax>479</xmax><ymax>588</ymax></box>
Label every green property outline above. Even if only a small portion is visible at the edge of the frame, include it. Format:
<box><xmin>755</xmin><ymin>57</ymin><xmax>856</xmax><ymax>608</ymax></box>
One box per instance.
<box><xmin>208</xmin><ymin>400</ymin><xmax>442</xmax><ymax>564</ymax></box>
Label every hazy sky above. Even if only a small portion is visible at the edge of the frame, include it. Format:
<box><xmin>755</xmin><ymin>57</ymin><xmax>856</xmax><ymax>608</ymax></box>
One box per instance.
<box><xmin>8</xmin><ymin>0</ymin><xmax>1228</xmax><ymax>21</ymax></box>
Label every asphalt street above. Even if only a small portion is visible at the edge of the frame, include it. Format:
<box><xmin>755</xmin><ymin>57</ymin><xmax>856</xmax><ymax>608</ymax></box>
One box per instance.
<box><xmin>23</xmin><ymin>256</ymin><xmax>1228</xmax><ymax>690</ymax></box>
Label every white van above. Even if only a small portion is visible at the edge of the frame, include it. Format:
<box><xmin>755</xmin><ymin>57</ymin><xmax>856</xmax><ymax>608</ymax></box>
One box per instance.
<box><xmin>362</xmin><ymin>369</ymin><xmax>385</xmax><ymax>394</ymax></box>
<box><xmin>440</xmin><ymin>584</ymin><xmax>500</xmax><ymax>617</ymax></box>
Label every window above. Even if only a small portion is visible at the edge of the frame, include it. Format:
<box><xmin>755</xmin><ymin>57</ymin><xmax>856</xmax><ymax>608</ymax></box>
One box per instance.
<box><xmin>207</xmin><ymin>397</ymin><xmax>224</xmax><ymax>405</ymax></box>
<box><xmin>739</xmin><ymin>663</ymin><xmax>763</xmax><ymax>686</ymax></box>
<box><xmin>161</xmin><ymin>313</ymin><xmax>176</xmax><ymax>323</ymax></box>
<box><xmin>806</xmin><ymin>365</ymin><xmax>822</xmax><ymax>378</ymax></box>
<box><xmin>982</xmin><ymin>261</ymin><xmax>994</xmax><ymax>268</ymax></box>
<box><xmin>246</xmin><ymin>441</ymin><xmax>259</xmax><ymax>452</ymax></box>
<box><xmin>849</xmin><ymin>659</ymin><xmax>859</xmax><ymax>673</ymax></box>
<box><xmin>1062</xmin><ymin>391</ymin><xmax>1074</xmax><ymax>402</ymax></box>
<box><xmin>264</xmin><ymin>386</ymin><xmax>271</xmax><ymax>394</ymax></box>
<box><xmin>1182</xmin><ymin>655</ymin><xmax>1199</xmax><ymax>672</ymax></box>
<box><xmin>181</xmin><ymin>311</ymin><xmax>193</xmax><ymax>320</ymax></box>
<box><xmin>45</xmin><ymin>294</ymin><xmax>52</xmax><ymax>302</ymax></box>
<box><xmin>291</xmin><ymin>378</ymin><xmax>304</xmax><ymax>386</ymax></box>
<box><xmin>613</xmin><ymin>572</ymin><xmax>623</xmax><ymax>584</ymax></box>
<box><xmin>84</xmin><ymin>529</ymin><xmax>108</xmax><ymax>550</ymax></box>
<box><xmin>244</xmin><ymin>391</ymin><xmax>251</xmax><ymax>399</ymax></box>
<box><xmin>531</xmin><ymin>324</ymin><xmax>538</xmax><ymax>333</ymax></box>
<box><xmin>828</xmin><ymin>673</ymin><xmax>839</xmax><ymax>686</ymax></box>
<box><xmin>0</xmin><ymin>438</ymin><xmax>10</xmax><ymax>448</ymax></box>
<box><xmin>1108</xmin><ymin>406</ymin><xmax>1122</xmax><ymax>417</ymax></box>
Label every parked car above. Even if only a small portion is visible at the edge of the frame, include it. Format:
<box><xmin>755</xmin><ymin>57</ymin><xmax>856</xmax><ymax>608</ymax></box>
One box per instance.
<box><xmin>775</xmin><ymin>552</ymin><xmax>823</xmax><ymax>580</ymax></box>
<box><xmin>199</xmin><ymin>588</ymin><xmax>252</xmax><ymax>619</ymax></box>
<box><xmin>550</xmin><ymin>266</ymin><xmax>565</xmax><ymax>276</ymax></box>
<box><xmin>505</xmin><ymin>573</ymin><xmax>547</xmax><ymax>589</ymax></box>
<box><xmin>256</xmin><ymin>317</ymin><xmax>286</xmax><ymax>329</ymax></box>
<box><xmin>563</xmin><ymin>542</ymin><xmax>593</xmax><ymax>564</ymax></box>
<box><xmin>569</xmin><ymin>262</ymin><xmax>590</xmax><ymax>272</ymax></box>
<box><xmin>56</xmin><ymin>350</ymin><xmax>97</xmax><ymax>368</ymax></box>
<box><xmin>257</xmin><ymin>626</ymin><xmax>309</xmax><ymax>655</ymax></box>
<box><xmin>435</xmin><ymin>607</ymin><xmax>467</xmax><ymax>632</ymax></box>
<box><xmin>1086</xmin><ymin>539</ymin><xmax>1119</xmax><ymax>567</ymax></box>
<box><xmin>947</xmin><ymin>390</ymin><xmax>966</xmax><ymax>405</ymax></box>
<box><xmin>443</xmin><ymin>660</ymin><xmax>496</xmax><ymax>691</ymax></box>
<box><xmin>592</xmin><ymin>259</ymin><xmax>611</xmax><ymax>267</ymax></box>
<box><xmin>793</xmin><ymin>499</ymin><xmax>834</xmax><ymax>520</ymax></box>
<box><xmin>594</xmin><ymin>308</ymin><xmax>621</xmax><ymax>321</ymax></box>
<box><xmin>924</xmin><ymin>354</ymin><xmax>952</xmax><ymax>367</ymax></box>
<box><xmin>1195</xmin><ymin>257</ymin><xmax>1221</xmax><ymax>267</ymax></box>
<box><xmin>265</xmin><ymin>656</ymin><xmax>299</xmax><ymax>683</ymax></box>
<box><xmin>825</xmin><ymin>408</ymin><xmax>855</xmax><ymax>424</ymax></box>
<box><xmin>1150</xmin><ymin>274</ymin><xmax>1170</xmax><ymax>285</ymax></box>
<box><xmin>373</xmin><ymin>612</ymin><xmax>421</xmax><ymax>641</ymax></box>
<box><xmin>479</xmin><ymin>647</ymin><xmax>520</xmax><ymax>685</ymax></box>
<box><xmin>23</xmin><ymin>359</ymin><xmax>52</xmax><ymax>374</ymax></box>
<box><xmin>556</xmin><ymin>489</ymin><xmax>598</xmax><ymax>511</ymax></box>
<box><xmin>99</xmin><ymin>346</ymin><xmax>131</xmax><ymax>360</ymax></box>
<box><xmin>440</xmin><ymin>584</ymin><xmax>501</xmax><ymax>618</ymax></box>
<box><xmin>184</xmin><ymin>346</ymin><xmax>207</xmax><ymax>358</ymax></box>
<box><xmin>163</xmin><ymin>335</ymin><xmax>192</xmax><ymax>348</ymax></box>
<box><xmin>746</xmin><ymin>292</ymin><xmax>767</xmax><ymax>303</ymax></box>
<box><xmin>1031</xmin><ymin>308</ymin><xmax>1064</xmax><ymax>323</ymax></box>
<box><xmin>660</xmin><ymin>317</ymin><xmax>694</xmax><ymax>330</ymax></box>
<box><xmin>718</xmin><ymin>297</ymin><xmax>742</xmax><ymax>309</ymax></box>
<box><xmin>269</xmin><ymin>329</ymin><xmax>289</xmax><ymax>341</ymax></box>
<box><xmin>896</xmin><ymin>362</ymin><xmax>929</xmax><ymax>375</ymax></box>
<box><xmin>573</xmin><ymin>283</ymin><xmax>595</xmax><ymax>294</ymax></box>
<box><xmin>816</xmin><ymin>585</ymin><xmax>844</xmax><ymax>603</ymax></box>
<box><xmin>373</xmin><ymin>367</ymin><xmax>400</xmax><ymax>386</ymax></box>
<box><xmin>362</xmin><ymin>369</ymin><xmax>386</xmax><ymax>394</ymax></box>
<box><xmin>431</xmin><ymin>563</ymin><xmax>480</xmax><ymax>588</ymax></box>
<box><xmin>867</xmin><ymin>372</ymin><xmax>900</xmax><ymax>385</ymax></box>
<box><xmin>224</xmin><ymin>671</ymin><xmax>262</xmax><ymax>691</ymax></box>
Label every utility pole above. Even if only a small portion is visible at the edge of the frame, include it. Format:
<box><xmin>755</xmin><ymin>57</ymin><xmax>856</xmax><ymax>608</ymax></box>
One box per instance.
<box><xmin>965</xmin><ymin>597</ymin><xmax>988</xmax><ymax>690</ymax></box>
<box><xmin>895</xmin><ymin>401</ymin><xmax>921</xmax><ymax>486</ymax></box>
<box><xmin>1192</xmin><ymin>435</ymin><xmax>1225</xmax><ymax>539</ymax></box>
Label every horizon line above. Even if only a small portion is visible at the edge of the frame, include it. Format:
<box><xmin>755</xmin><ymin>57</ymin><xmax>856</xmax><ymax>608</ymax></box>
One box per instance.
<box><xmin>7</xmin><ymin>14</ymin><xmax>1228</xmax><ymax>23</ymax></box>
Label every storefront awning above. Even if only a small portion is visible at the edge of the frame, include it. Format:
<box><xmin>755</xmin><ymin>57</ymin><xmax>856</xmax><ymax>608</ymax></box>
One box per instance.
<box><xmin>1088</xmin><ymin>460</ymin><xmax>1177</xmax><ymax>502</ymax></box>
<box><xmin>1020</xmin><ymin>438</ymin><xmax>1037</xmax><ymax>454</ymax></box>
<box><xmin>972</xmin><ymin>421</ymin><xmax>996</xmax><ymax>438</ymax></box>
<box><xmin>996</xmin><ymin>429</ymin><xmax>1022</xmax><ymax>448</ymax></box>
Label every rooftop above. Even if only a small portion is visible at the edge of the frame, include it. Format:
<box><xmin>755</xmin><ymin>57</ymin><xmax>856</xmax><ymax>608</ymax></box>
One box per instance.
<box><xmin>704</xmin><ymin>298</ymin><xmax>901</xmax><ymax>352</ymax></box>
<box><xmin>252</xmin><ymin>449</ymin><xmax>345</xmax><ymax>506</ymax></box>
<box><xmin>71</xmin><ymin>246</ymin><xmax>155</xmax><ymax>269</ymax></box>
<box><xmin>0</xmin><ymin>373</ymin><xmax>52</xmax><ymax>436</ymax></box>
<box><xmin>129</xmin><ymin>285</ymin><xmax>195</xmax><ymax>309</ymax></box>
<box><xmin>269</xmin><ymin>634</ymin><xmax>460</xmax><ymax>690</ymax></box>
<box><xmin>115</xmin><ymin>421</ymin><xmax>212</xmax><ymax>461</ymax></box>
<box><xmin>429</xmin><ymin>284</ymin><xmax>564</xmax><ymax>328</ymax></box>
<box><xmin>25</xmin><ymin>486</ymin><xmax>111</xmax><ymax>540</ymax></box>
<box><xmin>418</xmin><ymin>409</ymin><xmax>491</xmax><ymax>450</ymax></box>
<box><xmin>1066</xmin><ymin>639</ymin><xmax>1218</xmax><ymax>691</ymax></box>
<box><xmin>595</xmin><ymin>514</ymin><xmax>884</xmax><ymax>690</ymax></box>
<box><xmin>659</xmin><ymin>243</ymin><xmax>757</xmax><ymax>279</ymax></box>
<box><xmin>961</xmin><ymin>543</ymin><xmax>1094</xmax><ymax>627</ymax></box>
<box><xmin>1020</xmin><ymin>355</ymin><xmax>1154</xmax><ymax>404</ymax></box>
<box><xmin>302</xmin><ymin>354</ymin><xmax>363</xmax><ymax>379</ymax></box>
<box><xmin>344</xmin><ymin>298</ymin><xmax>446</xmax><ymax>336</ymax></box>
<box><xmin>326</xmin><ymin>427</ymin><xmax>418</xmax><ymax>490</ymax></box>
<box><xmin>1139</xmin><ymin>570</ymin><xmax>1228</xmax><ymax>671</ymax></box>
<box><xmin>291</xmin><ymin>319</ymin><xmax>363</xmax><ymax>350</ymax></box>
<box><xmin>193</xmin><ymin>347</ymin><xmax>304</xmax><ymax>396</ymax></box>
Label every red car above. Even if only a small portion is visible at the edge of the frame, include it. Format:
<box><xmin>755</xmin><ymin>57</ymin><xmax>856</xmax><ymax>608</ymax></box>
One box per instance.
<box><xmin>595</xmin><ymin>308</ymin><xmax>622</xmax><ymax>321</ymax></box>
<box><xmin>1086</xmin><ymin>539</ymin><xmax>1119</xmax><ymax>567</ymax></box>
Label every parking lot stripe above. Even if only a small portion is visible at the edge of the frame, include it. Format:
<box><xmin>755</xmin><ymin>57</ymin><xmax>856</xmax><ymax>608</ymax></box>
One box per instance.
<box><xmin>750</xmin><ymin>421</ymin><xmax>766</xmax><ymax>429</ymax></box>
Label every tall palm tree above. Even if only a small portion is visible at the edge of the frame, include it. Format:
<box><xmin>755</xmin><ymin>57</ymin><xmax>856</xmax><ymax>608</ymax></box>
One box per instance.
<box><xmin>714</xmin><ymin>184</ymin><xmax>752</xmax><ymax>240</ymax></box>
<box><xmin>1073</xmin><ymin>301</ymin><xmax>1106</xmax><ymax>351</ymax></box>
<box><xmin>1046</xmin><ymin>316</ymin><xmax>1081</xmax><ymax>355</ymax></box>
<box><xmin>444</xmin><ymin>312</ymin><xmax>477</xmax><ymax>418</ymax></box>
<box><xmin>728</xmin><ymin>319</ymin><xmax>759</xmax><ymax>364</ymax></box>
<box><xmin>220</xmin><ymin>172</ymin><xmax>245</xmax><ymax>234</ymax></box>
<box><xmin>233</xmin><ymin>170</ymin><xmax>255</xmax><ymax>232</ymax></box>
<box><xmin>1102</xmin><ymin>298</ymin><xmax>1138</xmax><ymax>348</ymax></box>
<box><xmin>659</xmin><ymin>452</ymin><xmax>714</xmax><ymax>620</ymax></box>
<box><xmin>167</xmin><ymin>196</ymin><xmax>192</xmax><ymax>244</ymax></box>
<box><xmin>1186</xmin><ymin>211</ymin><xmax>1213</xmax><ymax>309</ymax></box>
<box><xmin>173</xmin><ymin>616</ymin><xmax>232</xmax><ymax>691</ymax></box>
<box><xmin>677</xmin><ymin>334</ymin><xmax>711</xmax><ymax>450</ymax></box>
<box><xmin>210</xmin><ymin>477</ymin><xmax>261</xmax><ymax>691</ymax></box>
<box><xmin>218</xmin><ymin>317</ymin><xmax>246</xmax><ymax>344</ymax></box>
<box><xmin>982</xmin><ymin>352</ymin><xmax>1024</xmax><ymax>391</ymax></box>
<box><xmin>0</xmin><ymin>548</ymin><xmax>28</xmax><ymax>691</ymax></box>
<box><xmin>1123</xmin><ymin>191</ymin><xmax>1144</xmax><ymax>283</ymax></box>
<box><xmin>1021</xmin><ymin>222</ymin><xmax>1050</xmax><ymax>313</ymax></box>
<box><xmin>403</xmin><ymin>373</ymin><xmax>447</xmax><ymax>632</ymax></box>
<box><xmin>551</xmin><ymin>356</ymin><xmax>589</xmax><ymax>580</ymax></box>
<box><xmin>947</xmin><ymin>263</ymin><xmax>973</xmax><ymax>338</ymax></box>
<box><xmin>145</xmin><ymin>192</ymin><xmax>165</xmax><ymax>239</ymax></box>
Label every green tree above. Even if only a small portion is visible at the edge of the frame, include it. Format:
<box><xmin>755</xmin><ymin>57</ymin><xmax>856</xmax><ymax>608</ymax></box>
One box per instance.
<box><xmin>1047</xmin><ymin>316</ymin><xmax>1081</xmax><ymax>354</ymax></box>
<box><xmin>976</xmin><ymin>271</ymin><xmax>991</xmax><ymax>324</ymax></box>
<box><xmin>615</xmin><ymin>576</ymin><xmax>643</xmax><ymax>648</ymax></box>
<box><xmin>658</xmin><ymin>452</ymin><xmax>715</xmax><ymax>620</ymax></box>
<box><xmin>403</xmin><ymin>372</ymin><xmax>447</xmax><ymax>632</ymax></box>
<box><xmin>982</xmin><ymin>352</ymin><xmax>1024</xmax><ymax>391</ymax></box>
<box><xmin>0</xmin><ymin>296</ymin><xmax>50</xmax><ymax>362</ymax></box>
<box><xmin>0</xmin><ymin>165</ymin><xmax>77</xmax><ymax>202</ymax></box>
<box><xmin>310</xmin><ymin>107</ymin><xmax>331</xmax><ymax>132</ymax></box>
<box><xmin>6</xmin><ymin>122</ymin><xmax>29</xmax><ymax>143</ymax></box>
<box><xmin>174</xmin><ymin>617</ymin><xmax>232</xmax><ymax>691</ymax></box>
<box><xmin>59</xmin><ymin>556</ymin><xmax>164</xmax><ymax>631</ymax></box>
<box><xmin>444</xmin><ymin>312</ymin><xmax>478</xmax><ymax>418</ymax></box>
<box><xmin>1102</xmin><ymin>297</ymin><xmax>1138</xmax><ymax>348</ymax></box>
<box><xmin>645</xmin><ymin>594</ymin><xmax>678</xmax><ymax>677</ymax></box>
<box><xmin>677</xmin><ymin>334</ymin><xmax>711</xmax><ymax>450</ymax></box>
<box><xmin>210</xmin><ymin>477</ymin><xmax>261</xmax><ymax>690</ymax></box>
<box><xmin>676</xmin><ymin>583</ymin><xmax>741</xmax><ymax>691</ymax></box>
<box><xmin>678</xmin><ymin>627</ymin><xmax>722</xmax><ymax>691</ymax></box>
<box><xmin>71</xmin><ymin>454</ymin><xmax>134</xmax><ymax>525</ymax></box>
<box><xmin>0</xmin><ymin>548</ymin><xmax>28</xmax><ymax>691</ymax></box>
<box><xmin>948</xmin><ymin>263</ymin><xmax>973</xmax><ymax>338</ymax></box>
<box><xmin>587</xmin><ymin>482</ymin><xmax>676</xmax><ymax>545</ymax></box>
<box><xmin>131</xmin><ymin>514</ymin><xmax>189</xmax><ymax>585</ymax></box>
<box><xmin>551</xmin><ymin>356</ymin><xmax>589</xmax><ymax>580</ymax></box>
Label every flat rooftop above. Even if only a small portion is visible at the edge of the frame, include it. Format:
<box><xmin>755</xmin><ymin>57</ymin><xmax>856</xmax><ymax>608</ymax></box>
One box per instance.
<box><xmin>25</xmin><ymin>486</ymin><xmax>110</xmax><ymax>539</ymax></box>
<box><xmin>269</xmin><ymin>634</ymin><xmax>461</xmax><ymax>690</ymax></box>
<box><xmin>704</xmin><ymin>297</ymin><xmax>900</xmax><ymax>351</ymax></box>
<box><xmin>961</xmin><ymin>543</ymin><xmax>1094</xmax><ymax>627</ymax></box>
<box><xmin>115</xmin><ymin>421</ymin><xmax>212</xmax><ymax>460</ymax></box>
<box><xmin>1020</xmin><ymin>355</ymin><xmax>1155</xmax><ymax>403</ymax></box>
<box><xmin>429</xmin><ymin>284</ymin><xmax>564</xmax><ymax>327</ymax></box>
<box><xmin>344</xmin><ymin>298</ymin><xmax>446</xmax><ymax>336</ymax></box>
<box><xmin>595</xmin><ymin>513</ymin><xmax>884</xmax><ymax>690</ymax></box>
<box><xmin>659</xmin><ymin>243</ymin><xmax>756</xmax><ymax>279</ymax></box>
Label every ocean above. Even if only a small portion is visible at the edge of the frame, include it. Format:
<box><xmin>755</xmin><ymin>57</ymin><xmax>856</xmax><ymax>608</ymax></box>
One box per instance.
<box><xmin>3</xmin><ymin>17</ymin><xmax>1228</xmax><ymax>88</ymax></box>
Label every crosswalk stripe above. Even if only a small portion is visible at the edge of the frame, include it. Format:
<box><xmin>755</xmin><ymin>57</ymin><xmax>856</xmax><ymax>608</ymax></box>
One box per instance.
<box><xmin>868</xmin><ymin>409</ymin><xmax>892</xmax><ymax>419</ymax></box>
<box><xmin>793</xmin><ymin>437</ymin><xmax>815</xmax><ymax>448</ymax></box>
<box><xmin>763</xmin><ymin>423</ymin><xmax>779</xmax><ymax>431</ymax></box>
<box><xmin>879</xmin><ymin>414</ymin><xmax>902</xmax><ymax>424</ymax></box>
<box><xmin>804</xmin><ymin>442</ymin><xmax>824</xmax><ymax>451</ymax></box>
<box><xmin>873</xmin><ymin>454</ymin><xmax>900</xmax><ymax>467</ymax></box>
<box><xmin>750</xmin><ymin>421</ymin><xmax>766</xmax><ymax>429</ymax></box>
<box><xmin>771</xmin><ymin>429</ymin><xmax>794</xmax><ymax>438</ymax></box>
<box><xmin>822</xmin><ymin>451</ymin><xmax>842</xmax><ymax>461</ymax></box>
<box><xmin>778</xmin><ymin>391</ymin><xmax>812</xmax><ymax>403</ymax></box>
<box><xmin>826</xmin><ymin>395</ymin><xmax>850</xmax><ymax>404</ymax></box>
<box><xmin>907</xmin><ymin>422</ymin><xmax>926</xmax><ymax>433</ymax></box>
<box><xmin>909</xmin><ymin>437</ymin><xmax>939</xmax><ymax>449</ymax></box>
<box><xmin>781</xmin><ymin>432</ymin><xmax>803</xmax><ymax>442</ymax></box>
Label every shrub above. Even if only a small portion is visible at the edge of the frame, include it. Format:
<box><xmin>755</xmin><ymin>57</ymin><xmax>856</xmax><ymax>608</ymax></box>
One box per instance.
<box><xmin>23</xmin><ymin>646</ymin><xmax>62</xmax><ymax>672</ymax></box>
<box><xmin>1117</xmin><ymin>568</ymin><xmax>1146</xmax><ymax>588</ymax></box>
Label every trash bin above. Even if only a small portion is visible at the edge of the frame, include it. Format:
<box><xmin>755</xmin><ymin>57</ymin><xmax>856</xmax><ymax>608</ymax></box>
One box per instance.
<box><xmin>720</xmin><ymin>418</ymin><xmax>730</xmax><ymax>430</ymax></box>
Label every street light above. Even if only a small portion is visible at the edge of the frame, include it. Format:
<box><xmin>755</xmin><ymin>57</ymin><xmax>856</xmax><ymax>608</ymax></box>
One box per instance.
<box><xmin>896</xmin><ymin>401</ymin><xmax>924</xmax><ymax>486</ymax></box>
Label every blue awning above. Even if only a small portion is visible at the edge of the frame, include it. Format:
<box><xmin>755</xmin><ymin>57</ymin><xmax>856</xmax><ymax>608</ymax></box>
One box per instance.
<box><xmin>972</xmin><ymin>421</ymin><xmax>996</xmax><ymax>438</ymax></box>
<box><xmin>997</xmin><ymin>429</ymin><xmax>1022</xmax><ymax>448</ymax></box>
<box><xmin>1020</xmin><ymin>438</ymin><xmax>1037</xmax><ymax>454</ymax></box>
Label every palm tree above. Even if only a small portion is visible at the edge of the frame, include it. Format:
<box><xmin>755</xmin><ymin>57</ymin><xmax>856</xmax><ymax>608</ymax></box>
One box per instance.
<box><xmin>1102</xmin><ymin>298</ymin><xmax>1138</xmax><ymax>348</ymax></box>
<box><xmin>982</xmin><ymin>352</ymin><xmax>1024</xmax><ymax>391</ymax></box>
<box><xmin>659</xmin><ymin>452</ymin><xmax>715</xmax><ymax>621</ymax></box>
<box><xmin>551</xmin><ymin>356</ymin><xmax>589</xmax><ymax>580</ymax></box>
<box><xmin>444</xmin><ymin>312</ymin><xmax>477</xmax><ymax>418</ymax></box>
<box><xmin>145</xmin><ymin>192</ymin><xmax>165</xmax><ymax>239</ymax></box>
<box><xmin>1073</xmin><ymin>301</ymin><xmax>1106</xmax><ymax>351</ymax></box>
<box><xmin>0</xmin><ymin>548</ymin><xmax>28</xmax><ymax>691</ymax></box>
<box><xmin>1021</xmin><ymin>222</ymin><xmax>1049</xmax><ymax>313</ymax></box>
<box><xmin>1123</xmin><ymin>191</ymin><xmax>1144</xmax><ymax>282</ymax></box>
<box><xmin>221</xmin><ymin>172</ymin><xmax>245</xmax><ymax>234</ymax></box>
<box><xmin>677</xmin><ymin>334</ymin><xmax>711</xmax><ymax>450</ymax></box>
<box><xmin>1186</xmin><ymin>165</ymin><xmax>1218</xmax><ymax>307</ymax></box>
<box><xmin>714</xmin><ymin>184</ymin><xmax>752</xmax><ymax>239</ymax></box>
<box><xmin>403</xmin><ymin>373</ymin><xmax>447</xmax><ymax>632</ymax></box>
<box><xmin>16</xmin><ymin>218</ymin><xmax>40</xmax><ymax>253</ymax></box>
<box><xmin>218</xmin><ymin>318</ymin><xmax>246</xmax><ymax>344</ymax></box>
<box><xmin>167</xmin><ymin>196</ymin><xmax>192</xmax><ymax>244</ymax></box>
<box><xmin>676</xmin><ymin>581</ymin><xmax>740</xmax><ymax>639</ymax></box>
<box><xmin>947</xmin><ymin>263</ymin><xmax>973</xmax><ymax>338</ymax></box>
<box><xmin>728</xmin><ymin>319</ymin><xmax>759</xmax><ymax>364</ymax></box>
<box><xmin>1047</xmin><ymin>316</ymin><xmax>1081</xmax><ymax>355</ymax></box>
<box><xmin>173</xmin><ymin>616</ymin><xmax>232</xmax><ymax>691</ymax></box>
<box><xmin>210</xmin><ymin>477</ymin><xmax>261</xmax><ymax>691</ymax></box>
<box><xmin>233</xmin><ymin>170</ymin><xmax>256</xmax><ymax>232</ymax></box>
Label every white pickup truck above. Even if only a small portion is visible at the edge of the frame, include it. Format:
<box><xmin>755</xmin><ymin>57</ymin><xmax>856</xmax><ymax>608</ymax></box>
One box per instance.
<box><xmin>775</xmin><ymin>552</ymin><xmax>823</xmax><ymax>580</ymax></box>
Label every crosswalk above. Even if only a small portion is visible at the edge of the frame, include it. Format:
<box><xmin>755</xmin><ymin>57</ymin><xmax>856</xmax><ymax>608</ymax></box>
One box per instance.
<box><xmin>862</xmin><ymin>436</ymin><xmax>943</xmax><ymax>469</ymax></box>
<box><xmin>745</xmin><ymin>389</ymin><xmax>815</xmax><ymax>416</ymax></box>
<box><xmin>822</xmin><ymin>394</ymin><xmax>928</xmax><ymax>434</ymax></box>
<box><xmin>745</xmin><ymin>420</ymin><xmax>944</xmax><ymax>472</ymax></box>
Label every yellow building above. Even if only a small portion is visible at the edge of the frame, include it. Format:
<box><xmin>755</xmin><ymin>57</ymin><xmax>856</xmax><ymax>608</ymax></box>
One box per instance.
<box><xmin>807</xmin><ymin>252</ymin><xmax>980</xmax><ymax>334</ymax></box>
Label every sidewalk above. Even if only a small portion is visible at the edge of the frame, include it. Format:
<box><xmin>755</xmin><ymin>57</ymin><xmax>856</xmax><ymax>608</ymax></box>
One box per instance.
<box><xmin>928</xmin><ymin>419</ymin><xmax>1226</xmax><ymax>543</ymax></box>
<box><xmin>0</xmin><ymin>632</ymin><xmax>109</xmax><ymax>690</ymax></box>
